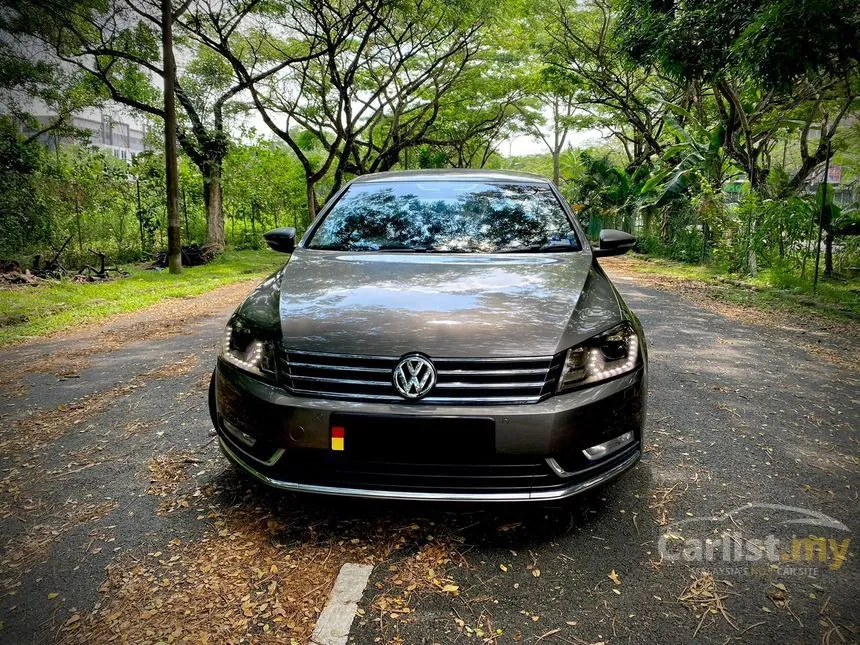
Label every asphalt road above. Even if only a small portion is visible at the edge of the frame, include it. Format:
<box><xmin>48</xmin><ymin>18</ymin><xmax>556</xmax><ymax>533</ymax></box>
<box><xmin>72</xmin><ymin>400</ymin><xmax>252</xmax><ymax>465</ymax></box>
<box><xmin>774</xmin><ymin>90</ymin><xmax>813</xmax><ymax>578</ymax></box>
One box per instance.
<box><xmin>0</xmin><ymin>268</ymin><xmax>857</xmax><ymax>644</ymax></box>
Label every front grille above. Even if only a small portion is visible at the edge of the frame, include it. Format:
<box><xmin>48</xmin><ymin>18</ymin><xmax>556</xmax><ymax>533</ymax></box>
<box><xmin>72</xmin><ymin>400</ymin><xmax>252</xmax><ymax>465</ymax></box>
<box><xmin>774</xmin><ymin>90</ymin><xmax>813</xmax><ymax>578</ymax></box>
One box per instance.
<box><xmin>279</xmin><ymin>349</ymin><xmax>563</xmax><ymax>405</ymax></box>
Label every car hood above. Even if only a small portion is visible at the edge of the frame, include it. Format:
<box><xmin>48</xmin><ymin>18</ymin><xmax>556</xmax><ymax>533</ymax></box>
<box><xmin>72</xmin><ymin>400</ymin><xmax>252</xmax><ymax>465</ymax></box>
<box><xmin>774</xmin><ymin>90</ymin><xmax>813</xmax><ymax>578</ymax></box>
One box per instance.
<box><xmin>271</xmin><ymin>248</ymin><xmax>624</xmax><ymax>358</ymax></box>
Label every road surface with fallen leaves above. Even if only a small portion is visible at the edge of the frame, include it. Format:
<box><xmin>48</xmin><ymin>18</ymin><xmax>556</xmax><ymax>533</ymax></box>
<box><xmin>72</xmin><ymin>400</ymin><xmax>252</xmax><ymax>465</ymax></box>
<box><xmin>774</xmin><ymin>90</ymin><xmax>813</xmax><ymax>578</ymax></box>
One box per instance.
<box><xmin>0</xmin><ymin>260</ymin><xmax>857</xmax><ymax>644</ymax></box>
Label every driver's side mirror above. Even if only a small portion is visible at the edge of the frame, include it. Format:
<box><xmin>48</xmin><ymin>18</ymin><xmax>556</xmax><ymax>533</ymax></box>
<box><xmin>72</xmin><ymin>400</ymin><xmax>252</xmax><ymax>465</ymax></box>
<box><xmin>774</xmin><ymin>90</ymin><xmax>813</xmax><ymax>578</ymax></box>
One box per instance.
<box><xmin>264</xmin><ymin>227</ymin><xmax>296</xmax><ymax>253</ymax></box>
<box><xmin>593</xmin><ymin>229</ymin><xmax>636</xmax><ymax>257</ymax></box>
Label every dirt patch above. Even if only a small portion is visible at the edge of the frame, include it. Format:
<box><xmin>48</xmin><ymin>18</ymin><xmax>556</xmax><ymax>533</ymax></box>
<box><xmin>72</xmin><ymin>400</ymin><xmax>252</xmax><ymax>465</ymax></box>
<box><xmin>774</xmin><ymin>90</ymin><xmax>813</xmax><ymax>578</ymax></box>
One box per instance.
<box><xmin>146</xmin><ymin>354</ymin><xmax>199</xmax><ymax>380</ymax></box>
<box><xmin>798</xmin><ymin>342</ymin><xmax>859</xmax><ymax>372</ymax></box>
<box><xmin>122</xmin><ymin>418</ymin><xmax>158</xmax><ymax>439</ymax></box>
<box><xmin>0</xmin><ymin>279</ymin><xmax>254</xmax><ymax>392</ymax></box>
<box><xmin>51</xmin><ymin>279</ymin><xmax>255</xmax><ymax>345</ymax></box>
<box><xmin>1</xmin><ymin>380</ymin><xmax>28</xmax><ymax>398</ymax></box>
<box><xmin>60</xmin><ymin>527</ymin><xmax>360</xmax><ymax>643</ymax></box>
<box><xmin>4</xmin><ymin>384</ymin><xmax>136</xmax><ymax>454</ymax></box>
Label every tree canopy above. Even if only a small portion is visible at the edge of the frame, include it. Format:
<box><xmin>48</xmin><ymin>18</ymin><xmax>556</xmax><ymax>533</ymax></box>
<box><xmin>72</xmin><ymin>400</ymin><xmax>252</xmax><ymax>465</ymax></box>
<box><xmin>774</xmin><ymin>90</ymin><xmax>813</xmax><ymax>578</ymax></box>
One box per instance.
<box><xmin>0</xmin><ymin>0</ymin><xmax>858</xmax><ymax>283</ymax></box>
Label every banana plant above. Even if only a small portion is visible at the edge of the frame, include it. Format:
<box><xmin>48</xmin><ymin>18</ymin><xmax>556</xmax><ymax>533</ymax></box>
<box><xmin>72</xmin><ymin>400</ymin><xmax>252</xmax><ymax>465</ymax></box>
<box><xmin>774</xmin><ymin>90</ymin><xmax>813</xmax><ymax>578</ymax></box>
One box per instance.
<box><xmin>571</xmin><ymin>151</ymin><xmax>659</xmax><ymax>236</ymax></box>
<box><xmin>639</xmin><ymin>102</ymin><xmax>735</xmax><ymax>206</ymax></box>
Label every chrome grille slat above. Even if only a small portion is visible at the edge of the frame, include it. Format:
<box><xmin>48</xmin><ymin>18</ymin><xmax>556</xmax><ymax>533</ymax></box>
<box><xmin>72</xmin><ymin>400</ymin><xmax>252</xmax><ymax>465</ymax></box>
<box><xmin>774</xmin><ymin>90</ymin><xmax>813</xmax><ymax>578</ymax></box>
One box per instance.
<box><xmin>290</xmin><ymin>389</ymin><xmax>402</xmax><ymax>402</ymax></box>
<box><xmin>435</xmin><ymin>381</ymin><xmax>545</xmax><ymax>389</ymax></box>
<box><xmin>289</xmin><ymin>362</ymin><xmax>391</xmax><ymax>374</ymax></box>
<box><xmin>433</xmin><ymin>356</ymin><xmax>554</xmax><ymax>363</ymax></box>
<box><xmin>292</xmin><ymin>375</ymin><xmax>392</xmax><ymax>386</ymax></box>
<box><xmin>280</xmin><ymin>349</ymin><xmax>563</xmax><ymax>405</ymax></box>
<box><xmin>436</xmin><ymin>368</ymin><xmax>546</xmax><ymax>376</ymax></box>
<box><xmin>288</xmin><ymin>390</ymin><xmax>543</xmax><ymax>404</ymax></box>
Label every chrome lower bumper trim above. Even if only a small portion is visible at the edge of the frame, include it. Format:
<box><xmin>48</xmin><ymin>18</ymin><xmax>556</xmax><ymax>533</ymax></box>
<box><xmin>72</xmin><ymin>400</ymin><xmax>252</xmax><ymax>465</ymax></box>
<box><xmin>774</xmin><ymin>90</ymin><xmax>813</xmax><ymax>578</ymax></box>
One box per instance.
<box><xmin>218</xmin><ymin>437</ymin><xmax>640</xmax><ymax>502</ymax></box>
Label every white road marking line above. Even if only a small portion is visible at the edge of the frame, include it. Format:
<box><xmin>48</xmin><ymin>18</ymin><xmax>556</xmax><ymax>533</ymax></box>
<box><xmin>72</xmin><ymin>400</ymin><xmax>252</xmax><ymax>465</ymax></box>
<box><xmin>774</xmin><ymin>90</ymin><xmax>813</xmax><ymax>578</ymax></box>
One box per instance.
<box><xmin>310</xmin><ymin>562</ymin><xmax>374</xmax><ymax>645</ymax></box>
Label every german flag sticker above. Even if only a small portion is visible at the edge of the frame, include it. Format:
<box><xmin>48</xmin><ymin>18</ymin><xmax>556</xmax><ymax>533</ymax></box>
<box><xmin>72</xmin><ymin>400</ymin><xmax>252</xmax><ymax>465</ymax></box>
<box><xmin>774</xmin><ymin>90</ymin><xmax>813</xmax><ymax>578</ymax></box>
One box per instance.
<box><xmin>331</xmin><ymin>426</ymin><xmax>345</xmax><ymax>451</ymax></box>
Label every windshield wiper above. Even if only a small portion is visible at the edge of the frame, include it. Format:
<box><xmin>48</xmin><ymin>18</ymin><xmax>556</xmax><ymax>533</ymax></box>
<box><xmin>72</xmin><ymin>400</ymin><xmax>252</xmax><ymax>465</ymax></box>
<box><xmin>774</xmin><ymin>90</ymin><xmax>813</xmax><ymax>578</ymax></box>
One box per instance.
<box><xmin>498</xmin><ymin>241</ymin><xmax>579</xmax><ymax>253</ymax></box>
<box><xmin>375</xmin><ymin>245</ymin><xmax>440</xmax><ymax>253</ymax></box>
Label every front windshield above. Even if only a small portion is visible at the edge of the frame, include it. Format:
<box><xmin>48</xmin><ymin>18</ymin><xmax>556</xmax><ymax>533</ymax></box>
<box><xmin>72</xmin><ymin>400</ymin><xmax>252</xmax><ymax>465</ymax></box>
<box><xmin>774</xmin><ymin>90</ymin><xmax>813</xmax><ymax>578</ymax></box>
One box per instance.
<box><xmin>306</xmin><ymin>180</ymin><xmax>582</xmax><ymax>253</ymax></box>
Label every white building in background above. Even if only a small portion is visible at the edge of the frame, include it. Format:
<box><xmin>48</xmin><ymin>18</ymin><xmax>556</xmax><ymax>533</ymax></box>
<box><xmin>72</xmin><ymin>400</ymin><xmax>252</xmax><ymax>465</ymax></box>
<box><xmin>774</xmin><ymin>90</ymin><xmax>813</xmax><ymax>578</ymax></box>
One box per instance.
<box><xmin>24</xmin><ymin>108</ymin><xmax>149</xmax><ymax>162</ymax></box>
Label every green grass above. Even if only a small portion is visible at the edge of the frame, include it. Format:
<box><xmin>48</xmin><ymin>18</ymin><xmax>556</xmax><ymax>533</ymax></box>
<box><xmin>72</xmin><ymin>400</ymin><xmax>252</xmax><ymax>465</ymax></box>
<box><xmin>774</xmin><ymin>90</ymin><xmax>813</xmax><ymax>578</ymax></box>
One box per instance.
<box><xmin>626</xmin><ymin>254</ymin><xmax>860</xmax><ymax>321</ymax></box>
<box><xmin>0</xmin><ymin>249</ymin><xmax>288</xmax><ymax>346</ymax></box>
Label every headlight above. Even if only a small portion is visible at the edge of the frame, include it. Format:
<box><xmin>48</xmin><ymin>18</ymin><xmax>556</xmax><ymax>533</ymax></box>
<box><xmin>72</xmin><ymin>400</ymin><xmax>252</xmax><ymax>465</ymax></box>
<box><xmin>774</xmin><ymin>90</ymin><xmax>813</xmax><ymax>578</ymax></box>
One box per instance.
<box><xmin>220</xmin><ymin>325</ymin><xmax>277</xmax><ymax>380</ymax></box>
<box><xmin>557</xmin><ymin>322</ymin><xmax>640</xmax><ymax>392</ymax></box>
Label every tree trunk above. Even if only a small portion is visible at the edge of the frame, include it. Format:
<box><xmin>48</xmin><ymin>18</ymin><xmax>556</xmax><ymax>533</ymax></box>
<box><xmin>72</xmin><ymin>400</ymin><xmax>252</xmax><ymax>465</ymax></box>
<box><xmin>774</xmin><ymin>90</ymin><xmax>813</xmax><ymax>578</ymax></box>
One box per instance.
<box><xmin>552</xmin><ymin>150</ymin><xmax>561</xmax><ymax>187</ymax></box>
<box><xmin>162</xmin><ymin>0</ymin><xmax>181</xmax><ymax>274</ymax></box>
<box><xmin>181</xmin><ymin>186</ymin><xmax>190</xmax><ymax>239</ymax></box>
<box><xmin>305</xmin><ymin>180</ymin><xmax>318</xmax><ymax>226</ymax></box>
<box><xmin>778</xmin><ymin>223</ymin><xmax>785</xmax><ymax>259</ymax></box>
<box><xmin>75</xmin><ymin>196</ymin><xmax>84</xmax><ymax>254</ymax></box>
<box><xmin>203</xmin><ymin>162</ymin><xmax>225</xmax><ymax>251</ymax></box>
<box><xmin>747</xmin><ymin>248</ymin><xmax>757</xmax><ymax>276</ymax></box>
<box><xmin>136</xmin><ymin>178</ymin><xmax>145</xmax><ymax>254</ymax></box>
<box><xmin>824</xmin><ymin>229</ymin><xmax>834</xmax><ymax>277</ymax></box>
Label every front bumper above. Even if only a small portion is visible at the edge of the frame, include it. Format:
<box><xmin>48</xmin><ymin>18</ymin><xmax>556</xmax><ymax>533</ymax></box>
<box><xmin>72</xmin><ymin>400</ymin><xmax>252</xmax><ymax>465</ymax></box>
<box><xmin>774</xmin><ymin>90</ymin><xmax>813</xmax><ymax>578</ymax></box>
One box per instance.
<box><xmin>212</xmin><ymin>359</ymin><xmax>646</xmax><ymax>502</ymax></box>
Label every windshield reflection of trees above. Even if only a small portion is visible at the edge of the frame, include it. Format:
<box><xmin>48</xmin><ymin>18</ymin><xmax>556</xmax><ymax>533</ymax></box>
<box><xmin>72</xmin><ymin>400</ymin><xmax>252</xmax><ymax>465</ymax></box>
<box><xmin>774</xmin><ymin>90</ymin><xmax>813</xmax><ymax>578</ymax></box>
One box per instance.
<box><xmin>309</xmin><ymin>183</ymin><xmax>580</xmax><ymax>252</ymax></box>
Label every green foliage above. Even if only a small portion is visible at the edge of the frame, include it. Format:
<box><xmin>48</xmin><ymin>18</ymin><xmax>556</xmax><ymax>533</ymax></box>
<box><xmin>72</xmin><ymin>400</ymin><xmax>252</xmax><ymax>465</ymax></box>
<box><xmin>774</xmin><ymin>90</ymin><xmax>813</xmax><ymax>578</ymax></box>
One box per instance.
<box><xmin>415</xmin><ymin>146</ymin><xmax>449</xmax><ymax>169</ymax></box>
<box><xmin>0</xmin><ymin>119</ymin><xmax>142</xmax><ymax>265</ymax></box>
<box><xmin>0</xmin><ymin>0</ymin><xmax>857</xmax><ymax>299</ymax></box>
<box><xmin>0</xmin><ymin>118</ymin><xmax>53</xmax><ymax>257</ymax></box>
<box><xmin>222</xmin><ymin>138</ymin><xmax>310</xmax><ymax>246</ymax></box>
<box><xmin>0</xmin><ymin>131</ymin><xmax>313</xmax><ymax>266</ymax></box>
<box><xmin>571</xmin><ymin>152</ymin><xmax>657</xmax><ymax>236</ymax></box>
<box><xmin>617</xmin><ymin>0</ymin><xmax>860</xmax><ymax>91</ymax></box>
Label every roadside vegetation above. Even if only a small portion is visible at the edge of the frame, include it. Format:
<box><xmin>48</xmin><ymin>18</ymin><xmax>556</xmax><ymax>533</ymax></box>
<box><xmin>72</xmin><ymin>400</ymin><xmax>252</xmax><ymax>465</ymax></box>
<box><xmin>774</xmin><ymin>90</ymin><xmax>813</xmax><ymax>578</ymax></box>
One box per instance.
<box><xmin>611</xmin><ymin>254</ymin><xmax>860</xmax><ymax>323</ymax></box>
<box><xmin>0</xmin><ymin>0</ymin><xmax>857</xmax><ymax>330</ymax></box>
<box><xmin>0</xmin><ymin>250</ymin><xmax>286</xmax><ymax>346</ymax></box>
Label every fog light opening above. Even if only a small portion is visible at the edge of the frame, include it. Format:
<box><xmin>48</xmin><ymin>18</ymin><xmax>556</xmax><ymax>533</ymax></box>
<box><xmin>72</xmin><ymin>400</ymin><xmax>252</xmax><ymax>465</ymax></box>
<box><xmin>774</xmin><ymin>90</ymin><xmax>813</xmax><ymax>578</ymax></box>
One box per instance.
<box><xmin>222</xmin><ymin>419</ymin><xmax>257</xmax><ymax>448</ymax></box>
<box><xmin>582</xmin><ymin>431</ymin><xmax>634</xmax><ymax>461</ymax></box>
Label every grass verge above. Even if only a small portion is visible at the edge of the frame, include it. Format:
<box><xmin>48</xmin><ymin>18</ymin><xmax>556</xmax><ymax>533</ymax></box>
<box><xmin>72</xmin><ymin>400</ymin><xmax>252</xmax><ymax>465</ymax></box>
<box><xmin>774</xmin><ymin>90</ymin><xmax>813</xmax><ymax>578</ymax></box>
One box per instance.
<box><xmin>617</xmin><ymin>254</ymin><xmax>860</xmax><ymax>322</ymax></box>
<box><xmin>0</xmin><ymin>249</ymin><xmax>287</xmax><ymax>346</ymax></box>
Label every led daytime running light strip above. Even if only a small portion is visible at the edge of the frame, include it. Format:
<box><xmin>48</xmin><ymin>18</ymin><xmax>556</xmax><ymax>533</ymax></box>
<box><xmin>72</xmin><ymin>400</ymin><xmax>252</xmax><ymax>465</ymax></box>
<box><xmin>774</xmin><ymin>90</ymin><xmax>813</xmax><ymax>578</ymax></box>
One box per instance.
<box><xmin>221</xmin><ymin>328</ymin><xmax>265</xmax><ymax>374</ymax></box>
<box><xmin>583</xmin><ymin>331</ymin><xmax>638</xmax><ymax>384</ymax></box>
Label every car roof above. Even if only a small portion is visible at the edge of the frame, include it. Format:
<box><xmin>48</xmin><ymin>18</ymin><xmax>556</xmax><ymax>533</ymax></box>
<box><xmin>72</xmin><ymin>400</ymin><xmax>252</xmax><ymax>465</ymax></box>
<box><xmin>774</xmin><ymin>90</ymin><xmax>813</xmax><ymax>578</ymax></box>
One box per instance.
<box><xmin>350</xmin><ymin>169</ymin><xmax>552</xmax><ymax>185</ymax></box>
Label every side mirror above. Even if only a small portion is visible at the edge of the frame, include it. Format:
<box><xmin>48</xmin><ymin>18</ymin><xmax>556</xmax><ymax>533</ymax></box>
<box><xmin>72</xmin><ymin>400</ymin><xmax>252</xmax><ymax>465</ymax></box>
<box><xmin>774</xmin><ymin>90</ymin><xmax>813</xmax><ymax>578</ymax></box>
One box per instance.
<box><xmin>263</xmin><ymin>227</ymin><xmax>296</xmax><ymax>253</ymax></box>
<box><xmin>593</xmin><ymin>229</ymin><xmax>636</xmax><ymax>257</ymax></box>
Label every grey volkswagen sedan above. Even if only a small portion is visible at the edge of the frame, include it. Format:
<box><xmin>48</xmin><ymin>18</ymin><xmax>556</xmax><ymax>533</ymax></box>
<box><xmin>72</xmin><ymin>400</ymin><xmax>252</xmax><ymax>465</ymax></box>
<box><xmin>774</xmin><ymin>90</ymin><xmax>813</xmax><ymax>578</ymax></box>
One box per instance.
<box><xmin>209</xmin><ymin>170</ymin><xmax>647</xmax><ymax>501</ymax></box>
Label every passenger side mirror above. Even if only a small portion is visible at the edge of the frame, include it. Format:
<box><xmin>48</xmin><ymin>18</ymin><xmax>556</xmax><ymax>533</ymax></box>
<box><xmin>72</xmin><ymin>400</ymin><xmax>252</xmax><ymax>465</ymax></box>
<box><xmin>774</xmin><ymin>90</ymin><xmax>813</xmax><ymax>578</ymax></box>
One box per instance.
<box><xmin>264</xmin><ymin>227</ymin><xmax>296</xmax><ymax>253</ymax></box>
<box><xmin>593</xmin><ymin>229</ymin><xmax>636</xmax><ymax>258</ymax></box>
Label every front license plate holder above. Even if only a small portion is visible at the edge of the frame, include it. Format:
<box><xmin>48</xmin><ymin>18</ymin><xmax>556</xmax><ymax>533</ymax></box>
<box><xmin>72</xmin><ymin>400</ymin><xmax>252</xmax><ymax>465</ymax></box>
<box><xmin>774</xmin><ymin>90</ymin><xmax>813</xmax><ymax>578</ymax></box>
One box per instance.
<box><xmin>330</xmin><ymin>413</ymin><xmax>496</xmax><ymax>463</ymax></box>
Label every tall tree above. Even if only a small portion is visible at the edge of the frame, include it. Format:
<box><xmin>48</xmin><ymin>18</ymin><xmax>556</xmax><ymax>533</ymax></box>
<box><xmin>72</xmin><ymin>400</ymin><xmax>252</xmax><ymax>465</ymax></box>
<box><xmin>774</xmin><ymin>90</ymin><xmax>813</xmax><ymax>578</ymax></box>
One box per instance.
<box><xmin>0</xmin><ymin>8</ymin><xmax>98</xmax><ymax>143</ymax></box>
<box><xmin>161</xmin><ymin>0</ymin><xmax>180</xmax><ymax>273</ymax></box>
<box><xmin>416</xmin><ymin>43</ymin><xmax>533</xmax><ymax>169</ymax></box>
<box><xmin>617</xmin><ymin>0</ymin><xmax>860</xmax><ymax>192</ymax></box>
<box><xmin>517</xmin><ymin>67</ymin><xmax>579</xmax><ymax>186</ymax></box>
<box><xmin>5</xmin><ymin>0</ymin><xmax>310</xmax><ymax>251</ymax></box>
<box><xmin>185</xmin><ymin>0</ymin><xmax>493</xmax><ymax>222</ymax></box>
<box><xmin>537</xmin><ymin>0</ymin><xmax>681</xmax><ymax>170</ymax></box>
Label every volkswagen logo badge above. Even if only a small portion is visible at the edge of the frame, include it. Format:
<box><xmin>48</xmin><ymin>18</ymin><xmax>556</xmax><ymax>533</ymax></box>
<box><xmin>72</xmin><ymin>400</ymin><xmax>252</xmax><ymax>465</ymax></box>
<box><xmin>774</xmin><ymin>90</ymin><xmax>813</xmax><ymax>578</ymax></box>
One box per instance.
<box><xmin>393</xmin><ymin>354</ymin><xmax>436</xmax><ymax>400</ymax></box>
